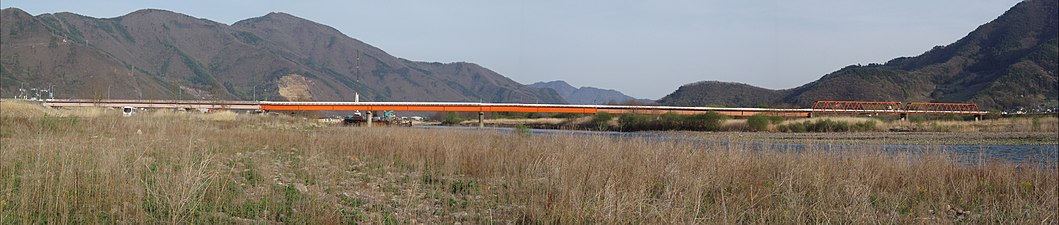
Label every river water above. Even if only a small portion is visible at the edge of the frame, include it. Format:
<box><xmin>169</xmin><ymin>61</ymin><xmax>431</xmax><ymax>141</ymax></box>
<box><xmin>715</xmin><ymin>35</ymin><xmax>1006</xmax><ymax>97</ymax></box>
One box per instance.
<box><xmin>416</xmin><ymin>126</ymin><xmax>1059</xmax><ymax>166</ymax></box>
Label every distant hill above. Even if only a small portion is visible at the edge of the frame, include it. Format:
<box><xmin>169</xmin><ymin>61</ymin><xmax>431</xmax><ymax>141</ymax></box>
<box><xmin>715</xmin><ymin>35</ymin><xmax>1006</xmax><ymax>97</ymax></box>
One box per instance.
<box><xmin>659</xmin><ymin>81</ymin><xmax>788</xmax><ymax>107</ymax></box>
<box><xmin>0</xmin><ymin>9</ymin><xmax>565</xmax><ymax>103</ymax></box>
<box><xmin>660</xmin><ymin>0</ymin><xmax>1058</xmax><ymax>110</ymax></box>
<box><xmin>528</xmin><ymin>80</ymin><xmax>650</xmax><ymax>104</ymax></box>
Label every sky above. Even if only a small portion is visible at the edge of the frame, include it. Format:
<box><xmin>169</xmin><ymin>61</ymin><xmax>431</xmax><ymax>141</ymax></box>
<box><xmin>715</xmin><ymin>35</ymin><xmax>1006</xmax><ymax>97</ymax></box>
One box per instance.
<box><xmin>1</xmin><ymin>0</ymin><xmax>1022</xmax><ymax>99</ymax></box>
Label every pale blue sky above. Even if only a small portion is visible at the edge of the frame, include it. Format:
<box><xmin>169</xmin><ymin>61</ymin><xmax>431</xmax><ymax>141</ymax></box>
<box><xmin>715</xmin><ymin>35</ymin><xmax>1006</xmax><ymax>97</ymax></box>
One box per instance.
<box><xmin>1</xmin><ymin>0</ymin><xmax>1021</xmax><ymax>99</ymax></box>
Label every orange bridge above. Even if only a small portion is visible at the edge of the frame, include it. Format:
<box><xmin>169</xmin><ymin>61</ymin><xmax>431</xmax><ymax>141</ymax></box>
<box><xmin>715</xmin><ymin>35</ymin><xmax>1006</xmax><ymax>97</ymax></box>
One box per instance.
<box><xmin>41</xmin><ymin>99</ymin><xmax>988</xmax><ymax>118</ymax></box>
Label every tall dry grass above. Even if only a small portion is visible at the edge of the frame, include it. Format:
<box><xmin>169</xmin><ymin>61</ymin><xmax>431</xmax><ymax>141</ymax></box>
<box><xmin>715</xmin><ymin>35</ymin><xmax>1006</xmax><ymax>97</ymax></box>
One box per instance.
<box><xmin>778</xmin><ymin>116</ymin><xmax>1059</xmax><ymax>133</ymax></box>
<box><xmin>1</xmin><ymin>101</ymin><xmax>1056</xmax><ymax>223</ymax></box>
<box><xmin>912</xmin><ymin>116</ymin><xmax>1059</xmax><ymax>132</ymax></box>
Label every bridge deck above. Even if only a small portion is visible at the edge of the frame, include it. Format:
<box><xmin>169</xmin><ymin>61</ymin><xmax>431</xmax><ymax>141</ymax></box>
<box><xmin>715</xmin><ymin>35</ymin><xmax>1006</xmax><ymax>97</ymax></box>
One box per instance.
<box><xmin>39</xmin><ymin>99</ymin><xmax>987</xmax><ymax>117</ymax></box>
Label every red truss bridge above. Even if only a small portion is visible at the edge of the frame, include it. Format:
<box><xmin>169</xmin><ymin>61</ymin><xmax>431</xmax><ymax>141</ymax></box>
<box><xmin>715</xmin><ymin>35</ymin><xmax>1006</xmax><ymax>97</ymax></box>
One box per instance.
<box><xmin>810</xmin><ymin>100</ymin><xmax>986</xmax><ymax>115</ymax></box>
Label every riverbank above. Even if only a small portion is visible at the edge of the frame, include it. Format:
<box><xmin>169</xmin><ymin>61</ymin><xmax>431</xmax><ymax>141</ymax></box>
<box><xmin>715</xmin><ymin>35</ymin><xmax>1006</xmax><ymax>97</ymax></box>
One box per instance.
<box><xmin>2</xmin><ymin>101</ymin><xmax>1057</xmax><ymax>223</ymax></box>
<box><xmin>672</xmin><ymin>131</ymin><xmax>1059</xmax><ymax>145</ymax></box>
<box><xmin>459</xmin><ymin>112</ymin><xmax>1059</xmax><ymax>133</ymax></box>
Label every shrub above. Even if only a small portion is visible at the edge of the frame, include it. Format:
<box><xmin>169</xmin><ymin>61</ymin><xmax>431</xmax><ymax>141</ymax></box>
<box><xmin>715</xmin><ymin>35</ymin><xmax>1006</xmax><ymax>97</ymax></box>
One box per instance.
<box><xmin>768</xmin><ymin>116</ymin><xmax>785</xmax><ymax>125</ymax></box>
<box><xmin>777</xmin><ymin>118</ymin><xmax>878</xmax><ymax>132</ymax></box>
<box><xmin>910</xmin><ymin>116</ymin><xmax>926</xmax><ymax>124</ymax></box>
<box><xmin>808</xmin><ymin>119</ymin><xmax>848</xmax><ymax>132</ymax></box>
<box><xmin>785</xmin><ymin>122</ymin><xmax>807</xmax><ymax>132</ymax></box>
<box><xmin>615</xmin><ymin>112</ymin><xmax>727</xmax><ymax>132</ymax></box>
<box><xmin>852</xmin><ymin>119</ymin><xmax>878</xmax><ymax>131</ymax></box>
<box><xmin>442</xmin><ymin>112</ymin><xmax>463</xmax><ymax>125</ymax></box>
<box><xmin>747</xmin><ymin>114</ymin><xmax>770</xmax><ymax>131</ymax></box>
<box><xmin>691</xmin><ymin>111</ymin><xmax>728</xmax><ymax>131</ymax></box>
<box><xmin>617</xmin><ymin>113</ymin><xmax>650</xmax><ymax>131</ymax></box>
<box><xmin>590</xmin><ymin>112</ymin><xmax>614</xmax><ymax>130</ymax></box>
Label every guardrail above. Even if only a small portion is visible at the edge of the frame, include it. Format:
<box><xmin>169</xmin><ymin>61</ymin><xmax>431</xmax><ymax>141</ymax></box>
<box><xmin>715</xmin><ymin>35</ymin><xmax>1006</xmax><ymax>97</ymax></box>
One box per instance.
<box><xmin>38</xmin><ymin>99</ymin><xmax>988</xmax><ymax>118</ymax></box>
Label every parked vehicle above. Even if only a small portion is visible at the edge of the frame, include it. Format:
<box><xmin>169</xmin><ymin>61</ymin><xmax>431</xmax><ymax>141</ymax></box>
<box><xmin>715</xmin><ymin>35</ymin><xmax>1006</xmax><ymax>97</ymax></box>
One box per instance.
<box><xmin>122</xmin><ymin>106</ymin><xmax>136</xmax><ymax>117</ymax></box>
<box><xmin>342</xmin><ymin>112</ymin><xmax>365</xmax><ymax>125</ymax></box>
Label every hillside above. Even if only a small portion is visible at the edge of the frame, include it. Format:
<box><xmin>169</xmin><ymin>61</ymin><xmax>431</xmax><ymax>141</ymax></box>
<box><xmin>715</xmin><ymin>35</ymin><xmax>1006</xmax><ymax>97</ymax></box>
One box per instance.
<box><xmin>658</xmin><ymin>81</ymin><xmax>788</xmax><ymax>107</ymax></box>
<box><xmin>528</xmin><ymin>80</ymin><xmax>649</xmax><ymax>104</ymax></box>
<box><xmin>0</xmin><ymin>9</ymin><xmax>565</xmax><ymax>103</ymax></box>
<box><xmin>660</xmin><ymin>0</ymin><xmax>1058</xmax><ymax>110</ymax></box>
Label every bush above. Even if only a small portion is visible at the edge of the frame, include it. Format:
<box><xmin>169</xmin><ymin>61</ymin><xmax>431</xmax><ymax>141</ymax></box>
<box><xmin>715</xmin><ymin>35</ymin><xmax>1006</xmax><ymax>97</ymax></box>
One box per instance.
<box><xmin>852</xmin><ymin>119</ymin><xmax>878</xmax><ymax>131</ymax></box>
<box><xmin>590</xmin><ymin>112</ymin><xmax>614</xmax><ymax>130</ymax></box>
<box><xmin>776</xmin><ymin>118</ymin><xmax>877</xmax><ymax>132</ymax></box>
<box><xmin>781</xmin><ymin>122</ymin><xmax>808</xmax><ymax>132</ymax></box>
<box><xmin>747</xmin><ymin>114</ymin><xmax>770</xmax><ymax>131</ymax></box>
<box><xmin>617</xmin><ymin>113</ymin><xmax>650</xmax><ymax>131</ymax></box>
<box><xmin>768</xmin><ymin>116</ymin><xmax>785</xmax><ymax>125</ymax></box>
<box><xmin>691</xmin><ymin>111</ymin><xmax>728</xmax><ymax>131</ymax></box>
<box><xmin>441</xmin><ymin>112</ymin><xmax>463</xmax><ymax>125</ymax></box>
<box><xmin>615</xmin><ymin>112</ymin><xmax>728</xmax><ymax>132</ymax></box>
<box><xmin>810</xmin><ymin>119</ymin><xmax>848</xmax><ymax>132</ymax></box>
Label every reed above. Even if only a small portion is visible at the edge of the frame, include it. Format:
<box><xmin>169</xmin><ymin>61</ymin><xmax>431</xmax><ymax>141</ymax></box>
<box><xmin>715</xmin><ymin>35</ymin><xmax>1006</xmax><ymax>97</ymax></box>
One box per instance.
<box><xmin>1</xmin><ymin>101</ymin><xmax>1056</xmax><ymax>223</ymax></box>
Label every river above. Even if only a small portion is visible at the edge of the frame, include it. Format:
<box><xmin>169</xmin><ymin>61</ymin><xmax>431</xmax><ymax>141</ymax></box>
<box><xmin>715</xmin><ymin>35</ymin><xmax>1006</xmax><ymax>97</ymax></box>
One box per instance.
<box><xmin>415</xmin><ymin>126</ymin><xmax>1059</xmax><ymax>166</ymax></box>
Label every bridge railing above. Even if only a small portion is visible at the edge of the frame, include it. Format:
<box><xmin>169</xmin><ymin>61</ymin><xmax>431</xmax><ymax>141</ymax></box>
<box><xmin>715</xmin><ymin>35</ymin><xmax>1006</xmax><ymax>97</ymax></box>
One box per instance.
<box><xmin>903</xmin><ymin>102</ymin><xmax>980</xmax><ymax>114</ymax></box>
<box><xmin>811</xmin><ymin>100</ymin><xmax>904</xmax><ymax>113</ymax></box>
<box><xmin>812</xmin><ymin>100</ymin><xmax>985</xmax><ymax>115</ymax></box>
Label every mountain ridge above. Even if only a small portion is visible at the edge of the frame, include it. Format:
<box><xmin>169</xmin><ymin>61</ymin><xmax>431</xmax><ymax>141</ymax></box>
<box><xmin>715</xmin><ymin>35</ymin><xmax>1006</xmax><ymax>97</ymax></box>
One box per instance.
<box><xmin>0</xmin><ymin>7</ymin><xmax>565</xmax><ymax>103</ymax></box>
<box><xmin>659</xmin><ymin>0</ymin><xmax>1058</xmax><ymax>110</ymax></box>
<box><xmin>528</xmin><ymin>80</ymin><xmax>650</xmax><ymax>104</ymax></box>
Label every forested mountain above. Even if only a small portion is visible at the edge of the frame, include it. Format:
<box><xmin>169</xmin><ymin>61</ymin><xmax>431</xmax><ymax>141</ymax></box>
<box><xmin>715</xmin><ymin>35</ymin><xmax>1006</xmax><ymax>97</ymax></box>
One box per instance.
<box><xmin>0</xmin><ymin>8</ymin><xmax>565</xmax><ymax>103</ymax></box>
<box><xmin>658</xmin><ymin>81</ymin><xmax>788</xmax><ymax>107</ymax></box>
<box><xmin>660</xmin><ymin>0</ymin><xmax>1058</xmax><ymax>110</ymax></box>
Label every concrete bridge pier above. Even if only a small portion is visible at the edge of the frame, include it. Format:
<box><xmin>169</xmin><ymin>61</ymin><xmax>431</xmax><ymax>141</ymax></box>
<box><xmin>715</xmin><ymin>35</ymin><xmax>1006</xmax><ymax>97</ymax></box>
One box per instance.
<box><xmin>974</xmin><ymin>114</ymin><xmax>982</xmax><ymax>122</ymax></box>
<box><xmin>366</xmin><ymin>111</ymin><xmax>373</xmax><ymax>127</ymax></box>
<box><xmin>899</xmin><ymin>113</ymin><xmax>908</xmax><ymax>121</ymax></box>
<box><xmin>478</xmin><ymin>112</ymin><xmax>485</xmax><ymax>128</ymax></box>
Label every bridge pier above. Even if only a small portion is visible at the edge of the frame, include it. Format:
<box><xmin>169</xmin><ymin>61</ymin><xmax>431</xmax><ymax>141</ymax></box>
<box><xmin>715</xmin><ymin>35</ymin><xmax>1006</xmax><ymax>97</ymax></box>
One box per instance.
<box><xmin>899</xmin><ymin>113</ymin><xmax>907</xmax><ymax>121</ymax></box>
<box><xmin>478</xmin><ymin>112</ymin><xmax>485</xmax><ymax>128</ymax></box>
<box><xmin>974</xmin><ymin>114</ymin><xmax>982</xmax><ymax>122</ymax></box>
<box><xmin>807</xmin><ymin>112</ymin><xmax>813</xmax><ymax>118</ymax></box>
<box><xmin>366</xmin><ymin>111</ymin><xmax>373</xmax><ymax>127</ymax></box>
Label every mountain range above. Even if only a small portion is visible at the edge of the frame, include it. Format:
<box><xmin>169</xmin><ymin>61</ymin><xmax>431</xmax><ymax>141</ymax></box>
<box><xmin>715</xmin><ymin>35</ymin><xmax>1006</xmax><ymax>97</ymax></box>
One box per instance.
<box><xmin>2</xmin><ymin>0</ymin><xmax>1056</xmax><ymax>111</ymax></box>
<box><xmin>527</xmin><ymin>80</ymin><xmax>650</xmax><ymax>105</ymax></box>
<box><xmin>0</xmin><ymin>8</ymin><xmax>564</xmax><ymax>103</ymax></box>
<box><xmin>660</xmin><ymin>0</ymin><xmax>1058</xmax><ymax>110</ymax></box>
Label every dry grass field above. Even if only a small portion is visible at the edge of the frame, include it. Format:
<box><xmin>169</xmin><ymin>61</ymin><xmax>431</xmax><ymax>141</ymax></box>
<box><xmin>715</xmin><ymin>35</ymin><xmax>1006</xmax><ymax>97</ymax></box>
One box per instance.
<box><xmin>1</xmin><ymin>101</ymin><xmax>1057</xmax><ymax>224</ymax></box>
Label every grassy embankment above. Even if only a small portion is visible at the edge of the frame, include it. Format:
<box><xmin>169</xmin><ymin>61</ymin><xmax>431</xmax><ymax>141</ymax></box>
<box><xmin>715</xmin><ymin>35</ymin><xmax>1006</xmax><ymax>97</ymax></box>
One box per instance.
<box><xmin>1</xmin><ymin>101</ymin><xmax>1057</xmax><ymax>223</ymax></box>
<box><xmin>481</xmin><ymin>111</ymin><xmax>1059</xmax><ymax>133</ymax></box>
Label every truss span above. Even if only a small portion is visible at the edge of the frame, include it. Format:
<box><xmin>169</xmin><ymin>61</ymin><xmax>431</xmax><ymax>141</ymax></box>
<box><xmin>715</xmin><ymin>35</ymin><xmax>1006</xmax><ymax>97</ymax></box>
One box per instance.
<box><xmin>811</xmin><ymin>100</ymin><xmax>987</xmax><ymax>115</ymax></box>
